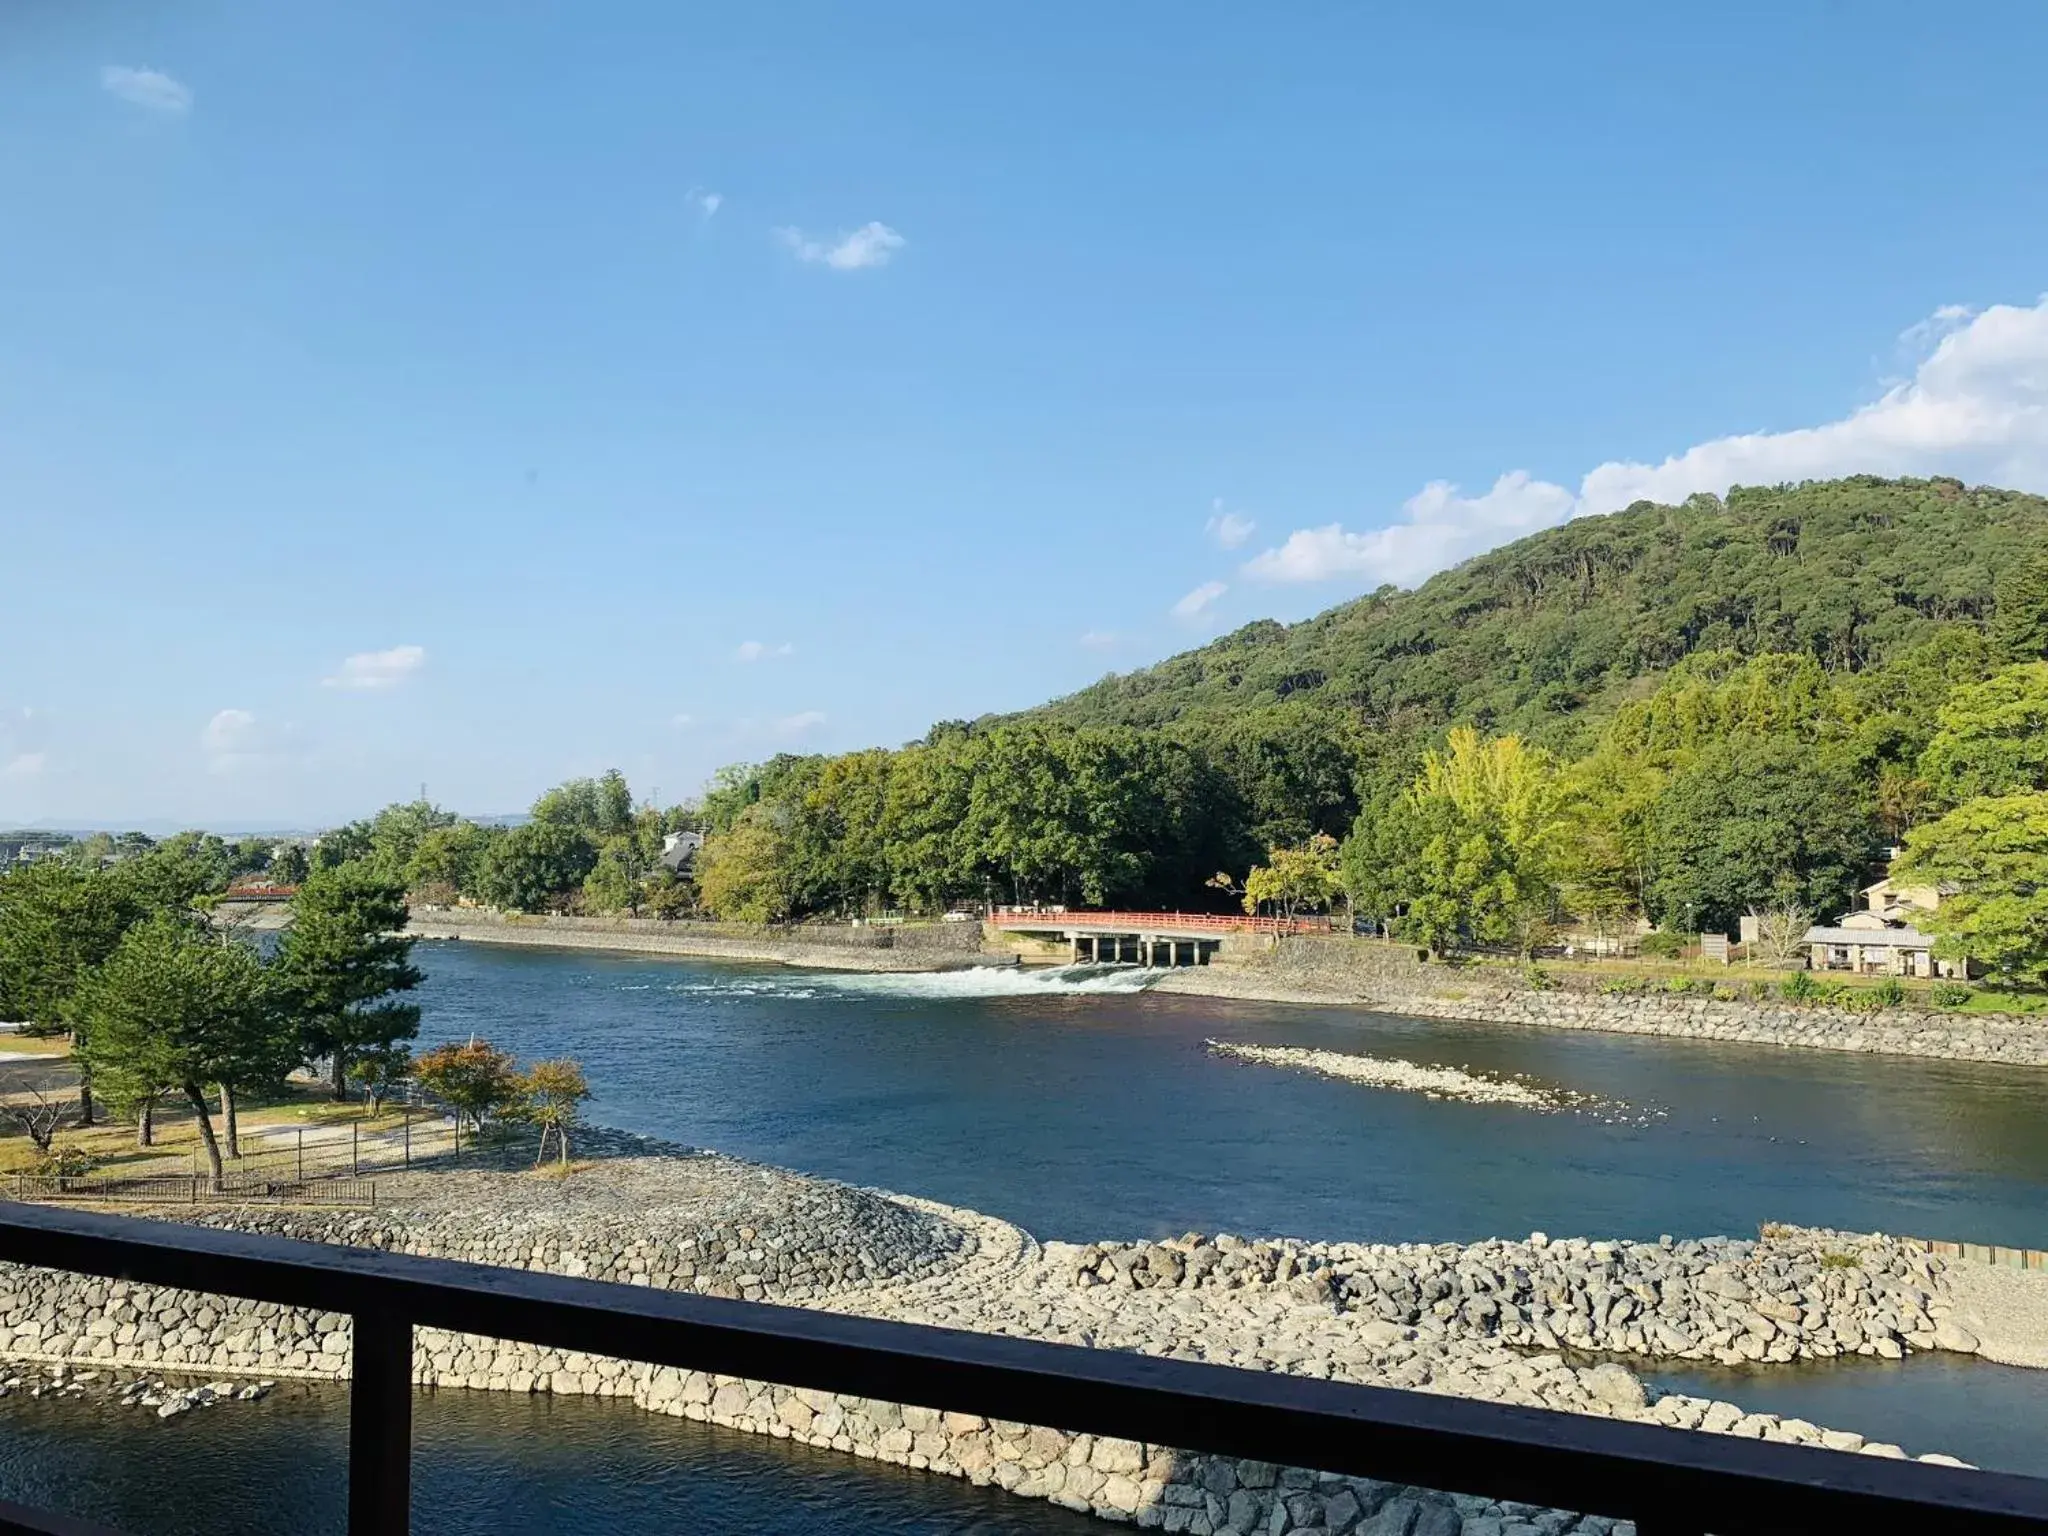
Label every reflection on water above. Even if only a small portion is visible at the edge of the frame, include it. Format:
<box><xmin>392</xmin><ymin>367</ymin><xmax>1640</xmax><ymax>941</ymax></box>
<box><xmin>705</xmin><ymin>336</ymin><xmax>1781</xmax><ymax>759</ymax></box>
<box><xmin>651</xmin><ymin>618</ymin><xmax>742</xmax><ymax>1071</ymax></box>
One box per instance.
<box><xmin>1644</xmin><ymin>1351</ymin><xmax>2048</xmax><ymax>1475</ymax></box>
<box><xmin>0</xmin><ymin>1384</ymin><xmax>1101</xmax><ymax>1536</ymax></box>
<box><xmin>416</xmin><ymin>943</ymin><xmax>2048</xmax><ymax>1248</ymax></box>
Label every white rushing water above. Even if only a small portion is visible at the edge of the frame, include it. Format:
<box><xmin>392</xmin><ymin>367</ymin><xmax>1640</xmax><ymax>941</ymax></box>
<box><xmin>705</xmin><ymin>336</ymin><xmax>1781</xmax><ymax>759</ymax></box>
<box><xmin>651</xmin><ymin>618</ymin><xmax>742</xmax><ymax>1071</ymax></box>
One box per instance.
<box><xmin>811</xmin><ymin>962</ymin><xmax>1165</xmax><ymax>999</ymax></box>
<box><xmin>627</xmin><ymin>962</ymin><xmax>1165</xmax><ymax>1002</ymax></box>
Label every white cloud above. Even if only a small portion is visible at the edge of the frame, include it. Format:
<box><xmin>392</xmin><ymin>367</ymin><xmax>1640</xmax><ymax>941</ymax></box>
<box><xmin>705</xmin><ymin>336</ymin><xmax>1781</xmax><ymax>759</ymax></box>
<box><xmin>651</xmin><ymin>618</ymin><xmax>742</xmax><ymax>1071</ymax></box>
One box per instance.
<box><xmin>1079</xmin><ymin>630</ymin><xmax>1120</xmax><ymax>650</ymax></box>
<box><xmin>691</xmin><ymin>189</ymin><xmax>722</xmax><ymax>219</ymax></box>
<box><xmin>778</xmin><ymin>221</ymin><xmax>906</xmax><ymax>271</ymax></box>
<box><xmin>1171</xmin><ymin>580</ymin><xmax>1228</xmax><ymax>620</ymax></box>
<box><xmin>770</xmin><ymin>710</ymin><xmax>827</xmax><ymax>739</ymax></box>
<box><xmin>1206</xmin><ymin>501</ymin><xmax>1257</xmax><ymax>550</ymax></box>
<box><xmin>1</xmin><ymin>753</ymin><xmax>45</xmax><ymax>781</ymax></box>
<box><xmin>100</xmin><ymin>65</ymin><xmax>191</xmax><ymax>114</ymax></box>
<box><xmin>323</xmin><ymin>644</ymin><xmax>426</xmax><ymax>691</ymax></box>
<box><xmin>733</xmin><ymin>640</ymin><xmax>794</xmax><ymax>663</ymax></box>
<box><xmin>200</xmin><ymin>709</ymin><xmax>262</xmax><ymax>773</ymax></box>
<box><xmin>1245</xmin><ymin>296</ymin><xmax>2048</xmax><ymax>589</ymax></box>
<box><xmin>1245</xmin><ymin>473</ymin><xmax>1574</xmax><ymax>588</ymax></box>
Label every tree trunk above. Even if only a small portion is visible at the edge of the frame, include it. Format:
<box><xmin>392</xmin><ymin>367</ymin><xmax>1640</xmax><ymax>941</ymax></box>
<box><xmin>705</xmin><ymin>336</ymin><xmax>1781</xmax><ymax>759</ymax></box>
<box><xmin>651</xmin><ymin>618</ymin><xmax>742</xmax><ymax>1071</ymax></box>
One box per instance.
<box><xmin>220</xmin><ymin>1082</ymin><xmax>240</xmax><ymax>1158</ymax></box>
<box><xmin>136</xmin><ymin>1096</ymin><xmax>155</xmax><ymax>1148</ymax></box>
<box><xmin>184</xmin><ymin>1083</ymin><xmax>224</xmax><ymax>1190</ymax></box>
<box><xmin>76</xmin><ymin>1054</ymin><xmax>95</xmax><ymax>1128</ymax></box>
<box><xmin>331</xmin><ymin>1048</ymin><xmax>348</xmax><ymax>1101</ymax></box>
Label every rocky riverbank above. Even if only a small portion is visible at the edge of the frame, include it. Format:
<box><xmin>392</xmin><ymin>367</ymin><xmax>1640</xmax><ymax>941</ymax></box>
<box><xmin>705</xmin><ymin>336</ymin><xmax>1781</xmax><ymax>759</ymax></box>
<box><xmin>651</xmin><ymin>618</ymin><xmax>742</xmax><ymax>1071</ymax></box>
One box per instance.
<box><xmin>1154</xmin><ymin>939</ymin><xmax>2048</xmax><ymax>1068</ymax></box>
<box><xmin>2</xmin><ymin>1144</ymin><xmax>2037</xmax><ymax>1533</ymax></box>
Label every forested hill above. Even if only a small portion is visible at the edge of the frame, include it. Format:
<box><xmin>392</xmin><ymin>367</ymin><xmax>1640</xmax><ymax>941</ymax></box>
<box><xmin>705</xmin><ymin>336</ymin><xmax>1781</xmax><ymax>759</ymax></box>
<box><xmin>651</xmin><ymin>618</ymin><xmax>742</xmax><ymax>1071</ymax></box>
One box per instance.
<box><xmin>1027</xmin><ymin>477</ymin><xmax>2048</xmax><ymax>749</ymax></box>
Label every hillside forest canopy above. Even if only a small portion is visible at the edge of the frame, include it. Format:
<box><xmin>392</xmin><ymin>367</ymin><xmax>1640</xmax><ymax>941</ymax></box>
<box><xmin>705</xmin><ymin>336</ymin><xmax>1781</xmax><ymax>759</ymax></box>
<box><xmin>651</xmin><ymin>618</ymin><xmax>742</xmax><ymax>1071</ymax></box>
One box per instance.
<box><xmin>4</xmin><ymin>477</ymin><xmax>2047</xmax><ymax>986</ymax></box>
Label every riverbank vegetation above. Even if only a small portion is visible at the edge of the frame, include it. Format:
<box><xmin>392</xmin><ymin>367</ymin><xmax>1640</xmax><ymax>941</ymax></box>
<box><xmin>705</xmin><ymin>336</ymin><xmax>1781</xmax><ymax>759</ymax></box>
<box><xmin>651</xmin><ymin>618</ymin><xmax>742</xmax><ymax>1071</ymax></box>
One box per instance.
<box><xmin>0</xmin><ymin>858</ymin><xmax>424</xmax><ymax>1184</ymax></box>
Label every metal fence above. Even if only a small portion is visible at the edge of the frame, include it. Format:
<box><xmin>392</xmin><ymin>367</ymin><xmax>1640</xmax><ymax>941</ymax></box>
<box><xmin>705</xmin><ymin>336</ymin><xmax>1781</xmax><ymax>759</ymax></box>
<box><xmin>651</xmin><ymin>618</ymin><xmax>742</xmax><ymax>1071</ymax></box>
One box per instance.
<box><xmin>7</xmin><ymin>1174</ymin><xmax>376</xmax><ymax>1208</ymax></box>
<box><xmin>0</xmin><ymin>1204</ymin><xmax>2043</xmax><ymax>1536</ymax></box>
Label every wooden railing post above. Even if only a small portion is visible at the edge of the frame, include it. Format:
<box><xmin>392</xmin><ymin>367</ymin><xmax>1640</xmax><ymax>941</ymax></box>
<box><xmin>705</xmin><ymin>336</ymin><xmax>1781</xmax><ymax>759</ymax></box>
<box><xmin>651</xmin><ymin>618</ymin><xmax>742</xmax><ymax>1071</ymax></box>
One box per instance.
<box><xmin>348</xmin><ymin>1308</ymin><xmax>413</xmax><ymax>1535</ymax></box>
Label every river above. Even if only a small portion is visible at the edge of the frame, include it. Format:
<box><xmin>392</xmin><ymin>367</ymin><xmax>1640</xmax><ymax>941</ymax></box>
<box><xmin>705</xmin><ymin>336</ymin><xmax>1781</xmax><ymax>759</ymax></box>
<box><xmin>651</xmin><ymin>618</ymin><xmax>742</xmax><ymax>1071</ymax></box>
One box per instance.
<box><xmin>3</xmin><ymin>942</ymin><xmax>2044</xmax><ymax>1525</ymax></box>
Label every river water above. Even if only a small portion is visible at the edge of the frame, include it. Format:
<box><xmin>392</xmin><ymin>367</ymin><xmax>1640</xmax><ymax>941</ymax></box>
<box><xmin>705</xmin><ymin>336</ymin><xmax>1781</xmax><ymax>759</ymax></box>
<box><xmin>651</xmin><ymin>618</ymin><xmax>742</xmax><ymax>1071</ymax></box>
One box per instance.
<box><xmin>3</xmin><ymin>943</ymin><xmax>2044</xmax><ymax>1524</ymax></box>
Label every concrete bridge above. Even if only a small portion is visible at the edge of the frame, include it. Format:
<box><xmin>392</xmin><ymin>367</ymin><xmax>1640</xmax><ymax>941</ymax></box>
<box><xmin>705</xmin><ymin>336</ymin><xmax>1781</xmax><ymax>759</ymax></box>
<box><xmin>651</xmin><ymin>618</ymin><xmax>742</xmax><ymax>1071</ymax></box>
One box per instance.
<box><xmin>988</xmin><ymin>909</ymin><xmax>1332</xmax><ymax>967</ymax></box>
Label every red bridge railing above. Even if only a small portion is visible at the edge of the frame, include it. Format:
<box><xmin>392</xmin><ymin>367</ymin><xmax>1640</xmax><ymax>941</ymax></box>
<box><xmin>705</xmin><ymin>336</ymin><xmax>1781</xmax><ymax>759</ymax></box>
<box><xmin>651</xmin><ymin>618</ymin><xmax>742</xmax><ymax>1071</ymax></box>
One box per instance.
<box><xmin>989</xmin><ymin>908</ymin><xmax>1332</xmax><ymax>936</ymax></box>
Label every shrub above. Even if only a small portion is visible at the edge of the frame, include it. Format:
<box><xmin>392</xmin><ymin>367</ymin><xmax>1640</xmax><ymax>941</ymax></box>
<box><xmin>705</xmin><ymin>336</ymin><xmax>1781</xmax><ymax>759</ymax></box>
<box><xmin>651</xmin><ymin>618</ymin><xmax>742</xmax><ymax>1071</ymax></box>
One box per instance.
<box><xmin>1780</xmin><ymin>971</ymin><xmax>1820</xmax><ymax>1003</ymax></box>
<box><xmin>35</xmin><ymin>1145</ymin><xmax>95</xmax><ymax>1179</ymax></box>
<box><xmin>1931</xmin><ymin>981</ymin><xmax>1974</xmax><ymax>1009</ymax></box>
<box><xmin>1599</xmin><ymin>977</ymin><xmax>1643</xmax><ymax>996</ymax></box>
<box><xmin>414</xmin><ymin>1039</ymin><xmax>524</xmax><ymax>1135</ymax></box>
<box><xmin>1820</xmin><ymin>1252</ymin><xmax>1862</xmax><ymax>1270</ymax></box>
<box><xmin>1711</xmin><ymin>984</ymin><xmax>1738</xmax><ymax>1001</ymax></box>
<box><xmin>1869</xmin><ymin>977</ymin><xmax>1907</xmax><ymax>1009</ymax></box>
<box><xmin>1638</xmin><ymin>930</ymin><xmax>1691</xmax><ymax>960</ymax></box>
<box><xmin>1837</xmin><ymin>987</ymin><xmax>1886</xmax><ymax>1014</ymax></box>
<box><xmin>1522</xmin><ymin>964</ymin><xmax>1556</xmax><ymax>992</ymax></box>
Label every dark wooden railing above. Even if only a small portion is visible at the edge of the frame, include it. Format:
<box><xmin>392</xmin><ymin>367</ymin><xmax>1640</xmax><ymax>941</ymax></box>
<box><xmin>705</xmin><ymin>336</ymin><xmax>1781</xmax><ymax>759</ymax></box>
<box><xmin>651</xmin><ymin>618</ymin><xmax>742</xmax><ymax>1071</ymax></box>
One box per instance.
<box><xmin>0</xmin><ymin>1204</ymin><xmax>2043</xmax><ymax>1535</ymax></box>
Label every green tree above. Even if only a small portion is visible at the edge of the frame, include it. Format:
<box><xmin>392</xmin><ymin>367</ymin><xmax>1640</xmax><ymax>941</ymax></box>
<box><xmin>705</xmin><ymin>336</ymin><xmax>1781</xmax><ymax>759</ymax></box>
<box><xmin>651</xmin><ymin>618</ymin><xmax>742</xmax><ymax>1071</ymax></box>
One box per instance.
<box><xmin>698</xmin><ymin>805</ymin><xmax>794</xmax><ymax>922</ymax></box>
<box><xmin>474</xmin><ymin>821</ymin><xmax>598</xmax><ymax>912</ymax></box>
<box><xmin>1993</xmin><ymin>547</ymin><xmax>2048</xmax><ymax>662</ymax></box>
<box><xmin>1643</xmin><ymin>736</ymin><xmax>1880</xmax><ymax>935</ymax></box>
<box><xmin>347</xmin><ymin>1042</ymin><xmax>413</xmax><ymax>1116</ymax></box>
<box><xmin>414</xmin><ymin>1039</ymin><xmax>524</xmax><ymax>1135</ymax></box>
<box><xmin>310</xmin><ymin>821</ymin><xmax>375</xmax><ymax>873</ymax></box>
<box><xmin>270</xmin><ymin>844</ymin><xmax>311</xmax><ymax>885</ymax></box>
<box><xmin>0</xmin><ymin>862</ymin><xmax>138</xmax><ymax>1034</ymax></box>
<box><xmin>1919</xmin><ymin>663</ymin><xmax>2048</xmax><ymax>806</ymax></box>
<box><xmin>367</xmin><ymin>800</ymin><xmax>459</xmax><ymax>882</ymax></box>
<box><xmin>0</xmin><ymin>861</ymin><xmax>143</xmax><ymax>1124</ymax></box>
<box><xmin>516</xmin><ymin>1057</ymin><xmax>591</xmax><ymax>1165</ymax></box>
<box><xmin>530</xmin><ymin>771</ymin><xmax>635</xmax><ymax>837</ymax></box>
<box><xmin>1894</xmin><ymin>793</ymin><xmax>2048</xmax><ymax>988</ymax></box>
<box><xmin>581</xmin><ymin>845</ymin><xmax>635</xmax><ymax>914</ymax></box>
<box><xmin>274</xmin><ymin>864</ymin><xmax>422</xmax><ymax>1099</ymax></box>
<box><xmin>70</xmin><ymin>914</ymin><xmax>286</xmax><ymax>1187</ymax></box>
<box><xmin>1241</xmin><ymin>834</ymin><xmax>1342</xmax><ymax>922</ymax></box>
<box><xmin>1345</xmin><ymin>730</ymin><xmax>1563</xmax><ymax>956</ymax></box>
<box><xmin>405</xmin><ymin>820</ymin><xmax>495</xmax><ymax>900</ymax></box>
<box><xmin>116</xmin><ymin>831</ymin><xmax>235</xmax><ymax>912</ymax></box>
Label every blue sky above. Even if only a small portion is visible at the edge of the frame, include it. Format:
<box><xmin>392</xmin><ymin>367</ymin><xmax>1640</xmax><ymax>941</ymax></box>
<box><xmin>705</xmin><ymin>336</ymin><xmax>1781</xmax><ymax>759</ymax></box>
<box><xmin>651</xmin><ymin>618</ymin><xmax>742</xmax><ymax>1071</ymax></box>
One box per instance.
<box><xmin>7</xmin><ymin>2</ymin><xmax>2048</xmax><ymax>828</ymax></box>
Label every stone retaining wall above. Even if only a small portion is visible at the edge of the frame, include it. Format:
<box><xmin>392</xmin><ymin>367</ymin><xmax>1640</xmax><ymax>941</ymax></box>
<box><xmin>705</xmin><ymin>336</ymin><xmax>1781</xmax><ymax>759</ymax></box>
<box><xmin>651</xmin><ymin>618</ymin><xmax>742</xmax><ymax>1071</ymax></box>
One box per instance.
<box><xmin>0</xmin><ymin>1245</ymin><xmax>1624</xmax><ymax>1536</ymax></box>
<box><xmin>405</xmin><ymin>911</ymin><xmax>986</xmax><ymax>973</ymax></box>
<box><xmin>1163</xmin><ymin>938</ymin><xmax>2048</xmax><ymax>1067</ymax></box>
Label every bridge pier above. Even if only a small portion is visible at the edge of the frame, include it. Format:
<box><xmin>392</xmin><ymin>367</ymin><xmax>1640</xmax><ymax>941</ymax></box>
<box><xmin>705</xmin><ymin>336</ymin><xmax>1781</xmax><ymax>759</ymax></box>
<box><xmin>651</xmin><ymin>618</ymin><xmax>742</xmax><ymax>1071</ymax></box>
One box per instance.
<box><xmin>1051</xmin><ymin>927</ymin><xmax>1218</xmax><ymax>967</ymax></box>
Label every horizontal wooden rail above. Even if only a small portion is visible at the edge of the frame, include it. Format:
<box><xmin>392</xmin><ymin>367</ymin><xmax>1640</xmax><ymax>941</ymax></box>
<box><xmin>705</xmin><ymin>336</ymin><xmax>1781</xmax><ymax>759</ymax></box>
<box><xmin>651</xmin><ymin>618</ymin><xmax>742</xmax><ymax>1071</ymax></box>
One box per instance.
<box><xmin>990</xmin><ymin>908</ymin><xmax>1332</xmax><ymax>935</ymax></box>
<box><xmin>0</xmin><ymin>1204</ymin><xmax>2041</xmax><ymax>1535</ymax></box>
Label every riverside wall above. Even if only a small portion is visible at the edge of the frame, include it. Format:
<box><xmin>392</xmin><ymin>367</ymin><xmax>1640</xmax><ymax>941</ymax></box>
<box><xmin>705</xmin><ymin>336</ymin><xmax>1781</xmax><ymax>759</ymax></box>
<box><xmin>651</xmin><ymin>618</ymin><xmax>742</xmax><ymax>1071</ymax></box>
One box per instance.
<box><xmin>405</xmin><ymin>910</ymin><xmax>987</xmax><ymax>973</ymax></box>
<box><xmin>1155</xmin><ymin>937</ymin><xmax>2048</xmax><ymax>1068</ymax></box>
<box><xmin>1</xmin><ymin>1147</ymin><xmax>2018</xmax><ymax>1535</ymax></box>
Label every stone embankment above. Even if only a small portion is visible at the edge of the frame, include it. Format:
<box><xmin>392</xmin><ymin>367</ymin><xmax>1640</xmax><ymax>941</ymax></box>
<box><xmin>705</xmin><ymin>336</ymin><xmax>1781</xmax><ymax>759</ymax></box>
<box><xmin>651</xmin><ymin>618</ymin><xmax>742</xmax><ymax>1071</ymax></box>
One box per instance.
<box><xmin>1062</xmin><ymin>1227</ymin><xmax>1979</xmax><ymax>1367</ymax></box>
<box><xmin>0</xmin><ymin>1149</ymin><xmax>2021</xmax><ymax>1534</ymax></box>
<box><xmin>405</xmin><ymin>910</ymin><xmax>987</xmax><ymax>973</ymax></box>
<box><xmin>1156</xmin><ymin>937</ymin><xmax>2048</xmax><ymax>1068</ymax></box>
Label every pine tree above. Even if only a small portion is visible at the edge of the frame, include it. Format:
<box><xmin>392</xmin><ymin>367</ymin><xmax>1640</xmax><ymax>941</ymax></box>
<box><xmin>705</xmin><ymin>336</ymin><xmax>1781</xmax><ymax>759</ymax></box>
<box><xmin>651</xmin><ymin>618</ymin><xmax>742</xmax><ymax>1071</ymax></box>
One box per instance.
<box><xmin>274</xmin><ymin>864</ymin><xmax>422</xmax><ymax>1099</ymax></box>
